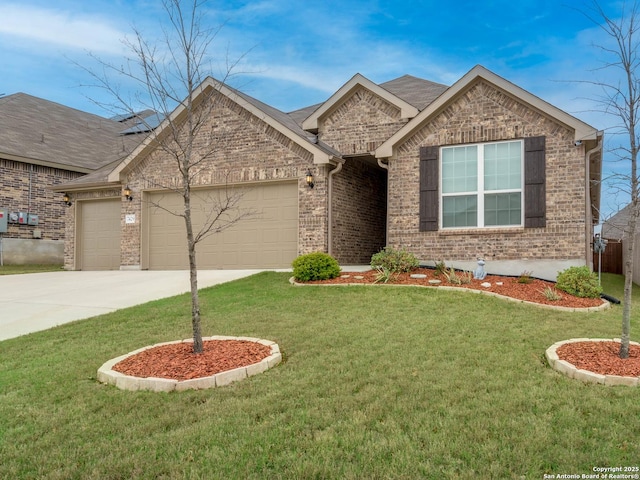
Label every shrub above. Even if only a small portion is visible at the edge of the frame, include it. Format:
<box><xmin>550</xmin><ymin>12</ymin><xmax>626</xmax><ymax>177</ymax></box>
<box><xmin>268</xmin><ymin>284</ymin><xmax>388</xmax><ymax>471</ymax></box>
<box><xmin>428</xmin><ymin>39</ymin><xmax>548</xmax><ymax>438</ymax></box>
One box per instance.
<box><xmin>292</xmin><ymin>252</ymin><xmax>341</xmax><ymax>282</ymax></box>
<box><xmin>370</xmin><ymin>247</ymin><xmax>419</xmax><ymax>273</ymax></box>
<box><xmin>556</xmin><ymin>266</ymin><xmax>602</xmax><ymax>298</ymax></box>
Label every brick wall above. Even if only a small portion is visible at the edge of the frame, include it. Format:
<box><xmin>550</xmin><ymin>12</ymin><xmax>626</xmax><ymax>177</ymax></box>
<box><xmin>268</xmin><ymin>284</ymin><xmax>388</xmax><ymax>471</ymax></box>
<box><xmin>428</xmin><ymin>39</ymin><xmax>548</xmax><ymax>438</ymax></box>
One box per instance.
<box><xmin>387</xmin><ymin>80</ymin><xmax>589</xmax><ymax>265</ymax></box>
<box><xmin>318</xmin><ymin>86</ymin><xmax>408</xmax><ymax>155</ymax></box>
<box><xmin>115</xmin><ymin>92</ymin><xmax>328</xmax><ymax>268</ymax></box>
<box><xmin>331</xmin><ymin>157</ymin><xmax>387</xmax><ymax>264</ymax></box>
<box><xmin>1</xmin><ymin>158</ymin><xmax>83</xmax><ymax>241</ymax></box>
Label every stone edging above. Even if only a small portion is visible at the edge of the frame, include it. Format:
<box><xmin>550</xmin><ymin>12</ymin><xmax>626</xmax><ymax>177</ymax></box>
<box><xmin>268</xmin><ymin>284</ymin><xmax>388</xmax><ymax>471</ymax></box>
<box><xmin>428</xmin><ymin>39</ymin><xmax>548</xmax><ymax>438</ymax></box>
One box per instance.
<box><xmin>545</xmin><ymin>338</ymin><xmax>640</xmax><ymax>386</ymax></box>
<box><xmin>289</xmin><ymin>277</ymin><xmax>610</xmax><ymax>312</ymax></box>
<box><xmin>97</xmin><ymin>336</ymin><xmax>282</xmax><ymax>392</ymax></box>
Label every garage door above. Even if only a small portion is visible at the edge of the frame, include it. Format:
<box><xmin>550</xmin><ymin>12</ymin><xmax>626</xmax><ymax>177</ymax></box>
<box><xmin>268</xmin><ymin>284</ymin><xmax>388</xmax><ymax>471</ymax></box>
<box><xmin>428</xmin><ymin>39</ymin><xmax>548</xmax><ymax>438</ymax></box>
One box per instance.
<box><xmin>146</xmin><ymin>182</ymin><xmax>298</xmax><ymax>269</ymax></box>
<box><xmin>78</xmin><ymin>198</ymin><xmax>121</xmax><ymax>270</ymax></box>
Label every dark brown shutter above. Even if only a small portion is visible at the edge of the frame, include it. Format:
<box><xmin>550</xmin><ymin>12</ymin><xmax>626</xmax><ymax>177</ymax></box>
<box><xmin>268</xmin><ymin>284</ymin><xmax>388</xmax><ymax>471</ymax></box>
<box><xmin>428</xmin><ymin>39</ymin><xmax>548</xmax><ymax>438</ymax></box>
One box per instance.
<box><xmin>419</xmin><ymin>146</ymin><xmax>439</xmax><ymax>231</ymax></box>
<box><xmin>524</xmin><ymin>136</ymin><xmax>546</xmax><ymax>228</ymax></box>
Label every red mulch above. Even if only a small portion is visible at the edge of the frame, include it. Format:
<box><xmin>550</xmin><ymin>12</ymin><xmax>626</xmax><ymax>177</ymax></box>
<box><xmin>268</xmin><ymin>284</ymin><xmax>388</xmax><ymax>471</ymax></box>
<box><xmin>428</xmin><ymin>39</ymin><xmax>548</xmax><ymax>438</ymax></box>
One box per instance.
<box><xmin>305</xmin><ymin>268</ymin><xmax>606</xmax><ymax>309</ymax></box>
<box><xmin>112</xmin><ymin>340</ymin><xmax>272</xmax><ymax>381</ymax></box>
<box><xmin>557</xmin><ymin>341</ymin><xmax>640</xmax><ymax>377</ymax></box>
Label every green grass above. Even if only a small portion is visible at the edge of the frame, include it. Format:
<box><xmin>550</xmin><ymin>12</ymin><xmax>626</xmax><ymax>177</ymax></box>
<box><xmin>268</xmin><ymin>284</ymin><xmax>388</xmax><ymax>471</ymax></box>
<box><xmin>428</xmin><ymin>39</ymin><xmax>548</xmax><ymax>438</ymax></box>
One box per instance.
<box><xmin>1</xmin><ymin>272</ymin><xmax>639</xmax><ymax>479</ymax></box>
<box><xmin>0</xmin><ymin>264</ymin><xmax>64</xmax><ymax>275</ymax></box>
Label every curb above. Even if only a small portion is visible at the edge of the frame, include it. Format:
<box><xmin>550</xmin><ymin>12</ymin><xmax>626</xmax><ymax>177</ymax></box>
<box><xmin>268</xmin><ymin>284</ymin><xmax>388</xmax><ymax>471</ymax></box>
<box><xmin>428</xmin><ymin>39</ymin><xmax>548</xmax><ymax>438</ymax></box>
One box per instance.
<box><xmin>545</xmin><ymin>338</ymin><xmax>640</xmax><ymax>386</ymax></box>
<box><xmin>290</xmin><ymin>277</ymin><xmax>610</xmax><ymax>312</ymax></box>
<box><xmin>97</xmin><ymin>336</ymin><xmax>282</xmax><ymax>392</ymax></box>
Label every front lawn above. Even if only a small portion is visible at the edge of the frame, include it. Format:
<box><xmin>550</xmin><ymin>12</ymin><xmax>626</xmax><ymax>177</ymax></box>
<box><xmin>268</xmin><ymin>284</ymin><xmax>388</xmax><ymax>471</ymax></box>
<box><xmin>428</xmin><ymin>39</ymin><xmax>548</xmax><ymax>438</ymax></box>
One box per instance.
<box><xmin>0</xmin><ymin>272</ymin><xmax>638</xmax><ymax>479</ymax></box>
<box><xmin>0</xmin><ymin>264</ymin><xmax>63</xmax><ymax>275</ymax></box>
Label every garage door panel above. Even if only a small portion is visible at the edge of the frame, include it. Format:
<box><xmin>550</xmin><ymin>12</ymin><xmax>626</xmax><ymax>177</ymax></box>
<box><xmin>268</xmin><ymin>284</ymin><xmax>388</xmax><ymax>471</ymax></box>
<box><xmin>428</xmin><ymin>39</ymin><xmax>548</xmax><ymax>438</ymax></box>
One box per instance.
<box><xmin>79</xmin><ymin>199</ymin><xmax>120</xmax><ymax>270</ymax></box>
<box><xmin>147</xmin><ymin>182</ymin><xmax>298</xmax><ymax>269</ymax></box>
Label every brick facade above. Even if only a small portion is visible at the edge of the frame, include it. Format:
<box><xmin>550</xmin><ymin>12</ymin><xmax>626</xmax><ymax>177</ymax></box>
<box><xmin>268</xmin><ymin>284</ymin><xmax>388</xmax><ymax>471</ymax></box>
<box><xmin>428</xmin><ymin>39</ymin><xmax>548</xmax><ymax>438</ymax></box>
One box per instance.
<box><xmin>59</xmin><ymin>70</ymin><xmax>599</xmax><ymax>275</ymax></box>
<box><xmin>331</xmin><ymin>157</ymin><xmax>387</xmax><ymax>264</ymax></box>
<box><xmin>1</xmin><ymin>158</ymin><xmax>83</xmax><ymax>241</ymax></box>
<box><xmin>63</xmin><ymin>92</ymin><xmax>329</xmax><ymax>270</ymax></box>
<box><xmin>387</xmin><ymin>80</ymin><xmax>590</xmax><ymax>267</ymax></box>
<box><xmin>318</xmin><ymin>86</ymin><xmax>407</xmax><ymax>155</ymax></box>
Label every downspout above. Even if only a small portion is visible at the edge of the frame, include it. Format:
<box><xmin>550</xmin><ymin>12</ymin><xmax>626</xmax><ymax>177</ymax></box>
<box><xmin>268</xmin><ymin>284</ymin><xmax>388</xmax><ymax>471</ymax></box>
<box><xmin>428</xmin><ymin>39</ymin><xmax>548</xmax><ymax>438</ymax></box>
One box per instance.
<box><xmin>585</xmin><ymin>133</ymin><xmax>603</xmax><ymax>269</ymax></box>
<box><xmin>377</xmin><ymin>158</ymin><xmax>389</xmax><ymax>246</ymax></box>
<box><xmin>327</xmin><ymin>160</ymin><xmax>344</xmax><ymax>256</ymax></box>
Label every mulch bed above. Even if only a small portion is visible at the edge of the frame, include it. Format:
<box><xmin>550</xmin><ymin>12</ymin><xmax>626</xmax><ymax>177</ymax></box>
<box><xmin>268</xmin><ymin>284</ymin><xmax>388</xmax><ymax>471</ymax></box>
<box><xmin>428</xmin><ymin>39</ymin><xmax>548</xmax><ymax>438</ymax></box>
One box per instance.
<box><xmin>112</xmin><ymin>340</ymin><xmax>272</xmax><ymax>381</ymax></box>
<box><xmin>304</xmin><ymin>268</ymin><xmax>606</xmax><ymax>309</ymax></box>
<box><xmin>557</xmin><ymin>341</ymin><xmax>640</xmax><ymax>377</ymax></box>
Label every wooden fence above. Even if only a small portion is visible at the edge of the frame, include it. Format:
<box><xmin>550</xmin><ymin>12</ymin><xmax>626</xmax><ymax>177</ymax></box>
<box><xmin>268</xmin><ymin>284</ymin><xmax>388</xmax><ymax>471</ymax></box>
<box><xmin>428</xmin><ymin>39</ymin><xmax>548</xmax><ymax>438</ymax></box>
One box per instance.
<box><xmin>593</xmin><ymin>239</ymin><xmax>622</xmax><ymax>275</ymax></box>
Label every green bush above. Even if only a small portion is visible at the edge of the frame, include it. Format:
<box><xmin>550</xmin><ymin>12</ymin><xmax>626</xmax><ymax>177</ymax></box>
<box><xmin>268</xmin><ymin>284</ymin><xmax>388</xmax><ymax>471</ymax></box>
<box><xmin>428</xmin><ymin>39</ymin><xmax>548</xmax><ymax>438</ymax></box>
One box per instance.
<box><xmin>370</xmin><ymin>247</ymin><xmax>419</xmax><ymax>273</ymax></box>
<box><xmin>556</xmin><ymin>266</ymin><xmax>602</xmax><ymax>298</ymax></box>
<box><xmin>292</xmin><ymin>252</ymin><xmax>341</xmax><ymax>282</ymax></box>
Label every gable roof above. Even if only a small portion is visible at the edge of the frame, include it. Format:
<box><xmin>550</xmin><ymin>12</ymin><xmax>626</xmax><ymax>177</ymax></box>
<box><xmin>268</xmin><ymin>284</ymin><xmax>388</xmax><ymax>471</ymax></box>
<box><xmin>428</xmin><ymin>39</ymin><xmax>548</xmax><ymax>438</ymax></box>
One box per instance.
<box><xmin>375</xmin><ymin>65</ymin><xmax>600</xmax><ymax>158</ymax></box>
<box><xmin>107</xmin><ymin>77</ymin><xmax>341</xmax><ymax>183</ymax></box>
<box><xmin>301</xmin><ymin>73</ymin><xmax>422</xmax><ymax>132</ymax></box>
<box><xmin>379</xmin><ymin>74</ymin><xmax>448</xmax><ymax>110</ymax></box>
<box><xmin>0</xmin><ymin>93</ymin><xmax>141</xmax><ymax>172</ymax></box>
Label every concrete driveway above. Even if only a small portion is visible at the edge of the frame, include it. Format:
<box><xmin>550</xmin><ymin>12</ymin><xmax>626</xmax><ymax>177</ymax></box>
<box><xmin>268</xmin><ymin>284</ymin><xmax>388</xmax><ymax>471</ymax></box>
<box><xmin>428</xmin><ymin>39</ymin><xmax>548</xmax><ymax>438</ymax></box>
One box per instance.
<box><xmin>0</xmin><ymin>269</ymin><xmax>265</xmax><ymax>341</ymax></box>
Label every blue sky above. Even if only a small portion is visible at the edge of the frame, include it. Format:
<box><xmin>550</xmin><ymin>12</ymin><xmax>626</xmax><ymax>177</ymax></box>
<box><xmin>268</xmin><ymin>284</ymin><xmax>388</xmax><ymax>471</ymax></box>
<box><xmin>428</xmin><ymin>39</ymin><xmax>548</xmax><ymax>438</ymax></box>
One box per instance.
<box><xmin>0</xmin><ymin>0</ymin><xmax>631</xmax><ymax>218</ymax></box>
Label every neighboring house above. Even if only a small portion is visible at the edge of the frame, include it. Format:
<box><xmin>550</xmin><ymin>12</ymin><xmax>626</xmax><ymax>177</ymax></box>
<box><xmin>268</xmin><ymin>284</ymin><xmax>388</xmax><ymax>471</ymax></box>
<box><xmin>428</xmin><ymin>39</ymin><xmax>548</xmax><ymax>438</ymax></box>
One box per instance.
<box><xmin>54</xmin><ymin>65</ymin><xmax>603</xmax><ymax>280</ymax></box>
<box><xmin>0</xmin><ymin>93</ymin><xmax>147</xmax><ymax>264</ymax></box>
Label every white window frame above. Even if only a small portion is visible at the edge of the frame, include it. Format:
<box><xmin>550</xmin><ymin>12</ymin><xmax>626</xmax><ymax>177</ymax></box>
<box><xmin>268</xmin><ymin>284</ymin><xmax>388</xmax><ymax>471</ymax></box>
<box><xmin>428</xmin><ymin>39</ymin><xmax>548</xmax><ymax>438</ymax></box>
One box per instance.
<box><xmin>440</xmin><ymin>140</ymin><xmax>524</xmax><ymax>229</ymax></box>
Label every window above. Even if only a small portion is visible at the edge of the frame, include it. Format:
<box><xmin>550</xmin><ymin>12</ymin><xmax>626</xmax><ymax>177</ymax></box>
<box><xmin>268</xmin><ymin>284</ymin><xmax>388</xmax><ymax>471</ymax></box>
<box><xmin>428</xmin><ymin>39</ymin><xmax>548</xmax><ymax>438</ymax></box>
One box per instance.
<box><xmin>440</xmin><ymin>140</ymin><xmax>523</xmax><ymax>228</ymax></box>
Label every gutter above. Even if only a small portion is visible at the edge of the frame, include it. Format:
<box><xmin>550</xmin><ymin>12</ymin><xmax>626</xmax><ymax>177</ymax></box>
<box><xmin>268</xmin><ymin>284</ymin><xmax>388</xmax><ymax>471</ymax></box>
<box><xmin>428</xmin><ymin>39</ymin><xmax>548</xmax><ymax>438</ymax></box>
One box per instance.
<box><xmin>585</xmin><ymin>132</ymin><xmax>604</xmax><ymax>269</ymax></box>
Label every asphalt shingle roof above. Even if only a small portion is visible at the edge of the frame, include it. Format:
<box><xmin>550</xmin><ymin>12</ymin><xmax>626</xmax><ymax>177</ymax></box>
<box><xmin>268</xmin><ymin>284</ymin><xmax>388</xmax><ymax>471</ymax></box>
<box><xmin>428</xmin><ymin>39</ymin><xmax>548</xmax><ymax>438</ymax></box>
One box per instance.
<box><xmin>0</xmin><ymin>93</ymin><xmax>144</xmax><ymax>172</ymax></box>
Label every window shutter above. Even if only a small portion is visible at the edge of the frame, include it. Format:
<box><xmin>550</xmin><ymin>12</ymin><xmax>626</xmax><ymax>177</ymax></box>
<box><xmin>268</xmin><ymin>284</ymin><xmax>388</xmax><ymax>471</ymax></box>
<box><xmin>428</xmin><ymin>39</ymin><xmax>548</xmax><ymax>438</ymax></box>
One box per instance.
<box><xmin>524</xmin><ymin>136</ymin><xmax>546</xmax><ymax>228</ymax></box>
<box><xmin>419</xmin><ymin>146</ymin><xmax>439</xmax><ymax>231</ymax></box>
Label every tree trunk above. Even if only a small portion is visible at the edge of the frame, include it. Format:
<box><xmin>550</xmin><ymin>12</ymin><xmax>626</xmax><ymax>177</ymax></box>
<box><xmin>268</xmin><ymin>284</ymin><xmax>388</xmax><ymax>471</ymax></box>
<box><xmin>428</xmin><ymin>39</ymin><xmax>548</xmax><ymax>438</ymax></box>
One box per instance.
<box><xmin>184</xmin><ymin>188</ymin><xmax>203</xmax><ymax>354</ymax></box>
<box><xmin>621</xmin><ymin>205</ymin><xmax>637</xmax><ymax>359</ymax></box>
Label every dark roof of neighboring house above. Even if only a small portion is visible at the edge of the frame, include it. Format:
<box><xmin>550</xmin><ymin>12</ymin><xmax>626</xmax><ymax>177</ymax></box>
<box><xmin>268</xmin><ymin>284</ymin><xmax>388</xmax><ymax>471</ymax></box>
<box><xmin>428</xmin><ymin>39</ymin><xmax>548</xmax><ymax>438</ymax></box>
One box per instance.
<box><xmin>0</xmin><ymin>93</ymin><xmax>145</xmax><ymax>172</ymax></box>
<box><xmin>602</xmin><ymin>204</ymin><xmax>633</xmax><ymax>240</ymax></box>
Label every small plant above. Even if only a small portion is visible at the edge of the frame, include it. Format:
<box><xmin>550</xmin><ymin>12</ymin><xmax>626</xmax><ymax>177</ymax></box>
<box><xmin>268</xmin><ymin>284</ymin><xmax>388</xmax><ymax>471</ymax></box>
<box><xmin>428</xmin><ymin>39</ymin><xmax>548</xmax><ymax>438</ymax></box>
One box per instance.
<box><xmin>460</xmin><ymin>270</ymin><xmax>473</xmax><ymax>285</ymax></box>
<box><xmin>434</xmin><ymin>260</ymin><xmax>447</xmax><ymax>276</ymax></box>
<box><xmin>370</xmin><ymin>247</ymin><xmax>419</xmax><ymax>273</ymax></box>
<box><xmin>373</xmin><ymin>266</ymin><xmax>394</xmax><ymax>284</ymax></box>
<box><xmin>556</xmin><ymin>266</ymin><xmax>602</xmax><ymax>298</ymax></box>
<box><xmin>517</xmin><ymin>270</ymin><xmax>533</xmax><ymax>284</ymax></box>
<box><xmin>292</xmin><ymin>252</ymin><xmax>341</xmax><ymax>282</ymax></box>
<box><xmin>542</xmin><ymin>286</ymin><xmax>562</xmax><ymax>301</ymax></box>
<box><xmin>443</xmin><ymin>267</ymin><xmax>462</xmax><ymax>285</ymax></box>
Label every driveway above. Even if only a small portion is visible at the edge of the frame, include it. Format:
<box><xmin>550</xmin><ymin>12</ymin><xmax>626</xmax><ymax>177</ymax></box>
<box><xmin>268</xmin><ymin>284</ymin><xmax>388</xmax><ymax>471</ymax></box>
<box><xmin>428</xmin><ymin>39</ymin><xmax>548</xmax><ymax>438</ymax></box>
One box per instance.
<box><xmin>0</xmin><ymin>269</ymin><xmax>265</xmax><ymax>341</ymax></box>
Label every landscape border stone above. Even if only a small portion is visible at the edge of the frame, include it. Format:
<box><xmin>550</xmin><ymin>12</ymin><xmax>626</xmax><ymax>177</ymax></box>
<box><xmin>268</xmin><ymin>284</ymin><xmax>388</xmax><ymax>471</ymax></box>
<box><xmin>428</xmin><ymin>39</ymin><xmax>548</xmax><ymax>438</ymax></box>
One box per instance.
<box><xmin>545</xmin><ymin>338</ymin><xmax>640</xmax><ymax>386</ymax></box>
<box><xmin>97</xmin><ymin>336</ymin><xmax>282</xmax><ymax>392</ymax></box>
<box><xmin>290</xmin><ymin>278</ymin><xmax>610</xmax><ymax>312</ymax></box>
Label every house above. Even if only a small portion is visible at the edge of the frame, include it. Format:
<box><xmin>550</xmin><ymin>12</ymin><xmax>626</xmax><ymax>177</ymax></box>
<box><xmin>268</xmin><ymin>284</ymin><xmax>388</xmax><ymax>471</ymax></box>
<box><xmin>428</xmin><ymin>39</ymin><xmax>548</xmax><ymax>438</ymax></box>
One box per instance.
<box><xmin>0</xmin><ymin>93</ymin><xmax>150</xmax><ymax>264</ymax></box>
<box><xmin>54</xmin><ymin>65</ymin><xmax>603</xmax><ymax>280</ymax></box>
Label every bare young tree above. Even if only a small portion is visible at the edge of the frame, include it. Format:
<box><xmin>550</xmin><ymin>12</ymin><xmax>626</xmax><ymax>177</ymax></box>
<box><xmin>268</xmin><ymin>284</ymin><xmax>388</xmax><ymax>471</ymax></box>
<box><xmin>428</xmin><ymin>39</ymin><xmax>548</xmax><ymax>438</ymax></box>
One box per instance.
<box><xmin>85</xmin><ymin>0</ymin><xmax>253</xmax><ymax>353</ymax></box>
<box><xmin>585</xmin><ymin>1</ymin><xmax>640</xmax><ymax>358</ymax></box>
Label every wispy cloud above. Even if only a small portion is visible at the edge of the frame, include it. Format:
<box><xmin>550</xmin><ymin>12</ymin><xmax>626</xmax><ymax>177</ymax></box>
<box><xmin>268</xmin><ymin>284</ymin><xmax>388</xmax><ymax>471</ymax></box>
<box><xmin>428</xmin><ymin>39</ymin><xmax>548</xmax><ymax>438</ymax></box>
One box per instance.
<box><xmin>0</xmin><ymin>3</ymin><xmax>128</xmax><ymax>55</ymax></box>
